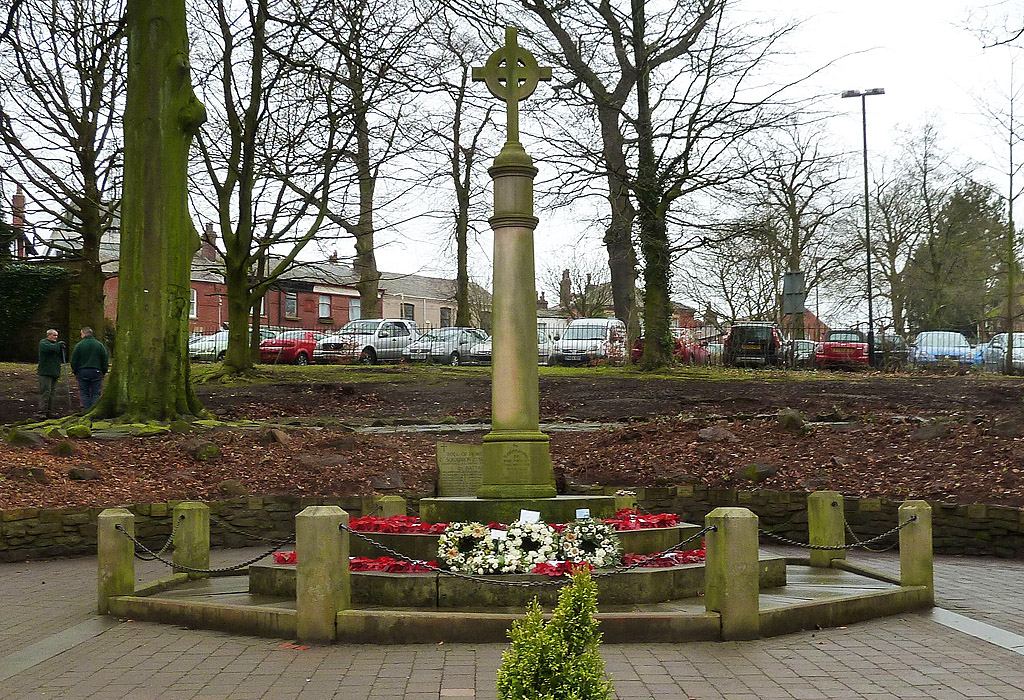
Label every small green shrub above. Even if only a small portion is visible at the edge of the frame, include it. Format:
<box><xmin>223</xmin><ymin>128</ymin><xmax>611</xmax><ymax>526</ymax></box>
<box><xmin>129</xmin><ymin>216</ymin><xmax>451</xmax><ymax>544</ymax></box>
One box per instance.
<box><xmin>496</xmin><ymin>567</ymin><xmax>612</xmax><ymax>700</ymax></box>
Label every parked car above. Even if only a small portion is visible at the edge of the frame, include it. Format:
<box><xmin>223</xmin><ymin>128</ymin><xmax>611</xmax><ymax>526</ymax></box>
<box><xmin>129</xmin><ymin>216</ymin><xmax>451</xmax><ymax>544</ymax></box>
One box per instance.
<box><xmin>550</xmin><ymin>318</ymin><xmax>627</xmax><ymax>366</ymax></box>
<box><xmin>911</xmin><ymin>330</ymin><xmax>973</xmax><ymax>368</ymax></box>
<box><xmin>314</xmin><ymin>319</ymin><xmax>419</xmax><ymax>364</ymax></box>
<box><xmin>977</xmin><ymin>332</ymin><xmax>1024</xmax><ymax>373</ymax></box>
<box><xmin>259</xmin><ymin>330</ymin><xmax>326</xmax><ymax>365</ymax></box>
<box><xmin>722</xmin><ymin>321</ymin><xmax>783</xmax><ymax>367</ymax></box>
<box><xmin>467</xmin><ymin>329</ymin><xmax>554</xmax><ymax>366</ymax></box>
<box><xmin>815</xmin><ymin>330</ymin><xmax>869</xmax><ymax>369</ymax></box>
<box><xmin>402</xmin><ymin>327</ymin><xmax>489</xmax><ymax>366</ymax></box>
<box><xmin>190</xmin><ymin>328</ymin><xmax>277</xmax><ymax>362</ymax></box>
<box><xmin>872</xmin><ymin>333</ymin><xmax>911</xmax><ymax>370</ymax></box>
<box><xmin>783</xmin><ymin>339</ymin><xmax>818</xmax><ymax>368</ymax></box>
<box><xmin>630</xmin><ymin>334</ymin><xmax>709</xmax><ymax>365</ymax></box>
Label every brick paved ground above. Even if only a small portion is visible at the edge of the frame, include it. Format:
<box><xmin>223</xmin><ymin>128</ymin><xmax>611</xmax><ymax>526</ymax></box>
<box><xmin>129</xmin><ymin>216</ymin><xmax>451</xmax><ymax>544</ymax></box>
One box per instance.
<box><xmin>2</xmin><ymin>547</ymin><xmax>1023</xmax><ymax>700</ymax></box>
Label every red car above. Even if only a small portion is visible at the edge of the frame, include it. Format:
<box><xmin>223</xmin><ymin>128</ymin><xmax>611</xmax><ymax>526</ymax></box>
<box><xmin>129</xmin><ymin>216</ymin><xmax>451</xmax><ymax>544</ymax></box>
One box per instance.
<box><xmin>815</xmin><ymin>329</ymin><xmax>869</xmax><ymax>369</ymax></box>
<box><xmin>260</xmin><ymin>331</ymin><xmax>326</xmax><ymax>365</ymax></box>
<box><xmin>631</xmin><ymin>334</ymin><xmax>710</xmax><ymax>364</ymax></box>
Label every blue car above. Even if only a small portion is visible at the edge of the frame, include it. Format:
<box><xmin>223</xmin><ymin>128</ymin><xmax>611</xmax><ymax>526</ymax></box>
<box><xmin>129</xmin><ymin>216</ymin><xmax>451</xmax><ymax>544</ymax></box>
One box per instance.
<box><xmin>911</xmin><ymin>330</ymin><xmax>973</xmax><ymax>368</ymax></box>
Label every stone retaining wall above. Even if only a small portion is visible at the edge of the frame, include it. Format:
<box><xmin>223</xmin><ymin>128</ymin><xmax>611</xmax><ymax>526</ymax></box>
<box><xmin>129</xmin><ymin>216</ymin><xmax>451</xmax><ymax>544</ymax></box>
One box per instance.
<box><xmin>3</xmin><ymin>487</ymin><xmax>1022</xmax><ymax>562</ymax></box>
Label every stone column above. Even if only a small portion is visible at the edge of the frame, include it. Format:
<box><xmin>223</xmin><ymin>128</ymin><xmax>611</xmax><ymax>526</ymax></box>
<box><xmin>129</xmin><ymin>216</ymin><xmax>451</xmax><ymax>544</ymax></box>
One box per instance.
<box><xmin>704</xmin><ymin>507</ymin><xmax>759</xmax><ymax>641</ymax></box>
<box><xmin>377</xmin><ymin>495</ymin><xmax>406</xmax><ymax>518</ymax></box>
<box><xmin>172</xmin><ymin>501</ymin><xmax>210</xmax><ymax>579</ymax></box>
<box><xmin>472</xmin><ymin>28</ymin><xmax>555</xmax><ymax>500</ymax></box>
<box><xmin>807</xmin><ymin>491</ymin><xmax>846</xmax><ymax>567</ymax></box>
<box><xmin>296</xmin><ymin>506</ymin><xmax>350</xmax><ymax>644</ymax></box>
<box><xmin>97</xmin><ymin>508</ymin><xmax>135</xmax><ymax>614</ymax></box>
<box><xmin>899</xmin><ymin>500</ymin><xmax>933</xmax><ymax>604</ymax></box>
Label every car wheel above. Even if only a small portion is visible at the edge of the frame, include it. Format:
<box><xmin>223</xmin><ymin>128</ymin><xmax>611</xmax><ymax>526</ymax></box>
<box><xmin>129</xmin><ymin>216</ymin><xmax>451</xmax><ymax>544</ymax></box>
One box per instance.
<box><xmin>217</xmin><ymin>350</ymin><xmax>226</xmax><ymax>361</ymax></box>
<box><xmin>359</xmin><ymin>348</ymin><xmax>377</xmax><ymax>365</ymax></box>
<box><xmin>448</xmin><ymin>352</ymin><xmax>460</xmax><ymax>366</ymax></box>
<box><xmin>295</xmin><ymin>352</ymin><xmax>309</xmax><ymax>366</ymax></box>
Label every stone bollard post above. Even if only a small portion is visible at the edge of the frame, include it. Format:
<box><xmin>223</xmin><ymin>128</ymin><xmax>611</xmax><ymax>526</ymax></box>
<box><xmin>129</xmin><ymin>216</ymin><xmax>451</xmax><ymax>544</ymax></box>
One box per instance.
<box><xmin>808</xmin><ymin>491</ymin><xmax>846</xmax><ymax>567</ymax></box>
<box><xmin>704</xmin><ymin>507</ymin><xmax>760</xmax><ymax>641</ymax></box>
<box><xmin>899</xmin><ymin>500</ymin><xmax>933</xmax><ymax>604</ymax></box>
<box><xmin>97</xmin><ymin>508</ymin><xmax>135</xmax><ymax>614</ymax></box>
<box><xmin>173</xmin><ymin>501</ymin><xmax>210</xmax><ymax>579</ymax></box>
<box><xmin>296</xmin><ymin>506</ymin><xmax>350</xmax><ymax>644</ymax></box>
<box><xmin>376</xmin><ymin>496</ymin><xmax>406</xmax><ymax>519</ymax></box>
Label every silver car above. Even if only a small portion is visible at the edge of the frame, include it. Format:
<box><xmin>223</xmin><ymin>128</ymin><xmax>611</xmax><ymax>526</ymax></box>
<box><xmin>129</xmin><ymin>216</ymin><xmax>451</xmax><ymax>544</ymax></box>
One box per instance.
<box><xmin>402</xmin><ymin>327</ymin><xmax>488</xmax><ymax>366</ymax></box>
<box><xmin>314</xmin><ymin>319</ymin><xmax>419</xmax><ymax>364</ymax></box>
<box><xmin>468</xmin><ymin>329</ymin><xmax>555</xmax><ymax>365</ymax></box>
<box><xmin>978</xmin><ymin>332</ymin><xmax>1024</xmax><ymax>372</ymax></box>
<box><xmin>189</xmin><ymin>328</ymin><xmax>276</xmax><ymax>362</ymax></box>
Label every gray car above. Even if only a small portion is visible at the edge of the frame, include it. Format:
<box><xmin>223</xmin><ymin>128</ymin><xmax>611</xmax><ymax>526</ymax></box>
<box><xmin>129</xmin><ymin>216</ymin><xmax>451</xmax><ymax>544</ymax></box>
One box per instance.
<box><xmin>402</xmin><ymin>327</ymin><xmax>488</xmax><ymax>366</ymax></box>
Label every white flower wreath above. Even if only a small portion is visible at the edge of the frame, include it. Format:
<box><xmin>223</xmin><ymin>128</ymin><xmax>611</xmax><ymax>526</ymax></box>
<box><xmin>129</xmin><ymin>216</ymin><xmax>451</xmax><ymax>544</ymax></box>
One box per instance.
<box><xmin>559</xmin><ymin>519</ymin><xmax>621</xmax><ymax>568</ymax></box>
<box><xmin>437</xmin><ymin>521</ymin><xmax>491</xmax><ymax>571</ymax></box>
<box><xmin>502</xmin><ymin>521</ymin><xmax>559</xmax><ymax>572</ymax></box>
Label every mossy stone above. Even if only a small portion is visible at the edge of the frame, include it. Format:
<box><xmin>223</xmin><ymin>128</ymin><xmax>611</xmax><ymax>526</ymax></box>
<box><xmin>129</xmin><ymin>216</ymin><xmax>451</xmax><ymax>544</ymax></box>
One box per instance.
<box><xmin>66</xmin><ymin>424</ymin><xmax>93</xmax><ymax>439</ymax></box>
<box><xmin>43</xmin><ymin>426</ymin><xmax>68</xmax><ymax>439</ymax></box>
<box><xmin>129</xmin><ymin>423</ymin><xmax>171</xmax><ymax>437</ymax></box>
<box><xmin>6</xmin><ymin>428</ymin><xmax>45</xmax><ymax>446</ymax></box>
<box><xmin>50</xmin><ymin>440</ymin><xmax>77</xmax><ymax>457</ymax></box>
<box><xmin>169</xmin><ymin>419</ymin><xmax>193</xmax><ymax>434</ymax></box>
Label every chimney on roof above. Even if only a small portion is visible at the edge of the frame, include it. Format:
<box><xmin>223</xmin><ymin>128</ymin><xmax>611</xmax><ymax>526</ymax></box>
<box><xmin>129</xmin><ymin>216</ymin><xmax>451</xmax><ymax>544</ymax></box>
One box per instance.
<box><xmin>200</xmin><ymin>222</ymin><xmax>217</xmax><ymax>261</ymax></box>
<box><xmin>537</xmin><ymin>291</ymin><xmax>547</xmax><ymax>309</ymax></box>
<box><xmin>12</xmin><ymin>185</ymin><xmax>26</xmax><ymax>258</ymax></box>
<box><xmin>559</xmin><ymin>269</ymin><xmax>571</xmax><ymax>312</ymax></box>
<box><xmin>329</xmin><ymin>251</ymin><xmax>338</xmax><ymax>263</ymax></box>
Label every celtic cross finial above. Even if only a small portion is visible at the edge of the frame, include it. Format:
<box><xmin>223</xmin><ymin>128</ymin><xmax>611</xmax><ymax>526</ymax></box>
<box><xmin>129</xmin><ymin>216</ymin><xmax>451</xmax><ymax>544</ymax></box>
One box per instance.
<box><xmin>472</xmin><ymin>27</ymin><xmax>551</xmax><ymax>144</ymax></box>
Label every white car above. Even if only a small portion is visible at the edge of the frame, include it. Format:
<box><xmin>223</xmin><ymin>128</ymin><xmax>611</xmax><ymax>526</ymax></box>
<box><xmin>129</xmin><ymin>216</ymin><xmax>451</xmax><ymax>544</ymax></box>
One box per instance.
<box><xmin>978</xmin><ymin>332</ymin><xmax>1024</xmax><ymax>372</ymax></box>
<box><xmin>550</xmin><ymin>318</ymin><xmax>626</xmax><ymax>366</ymax></box>
<box><xmin>314</xmin><ymin>319</ymin><xmax>419</xmax><ymax>364</ymax></box>
<box><xmin>189</xmin><ymin>328</ymin><xmax>276</xmax><ymax>362</ymax></box>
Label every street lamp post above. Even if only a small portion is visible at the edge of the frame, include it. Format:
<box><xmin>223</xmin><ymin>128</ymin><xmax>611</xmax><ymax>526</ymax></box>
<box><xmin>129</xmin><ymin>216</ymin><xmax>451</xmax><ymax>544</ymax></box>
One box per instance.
<box><xmin>842</xmin><ymin>87</ymin><xmax>885</xmax><ymax>369</ymax></box>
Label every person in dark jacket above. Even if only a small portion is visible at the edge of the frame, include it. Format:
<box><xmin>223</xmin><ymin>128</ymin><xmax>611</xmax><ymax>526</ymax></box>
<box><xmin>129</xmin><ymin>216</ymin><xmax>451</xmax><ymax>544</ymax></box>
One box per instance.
<box><xmin>70</xmin><ymin>326</ymin><xmax>109</xmax><ymax>410</ymax></box>
<box><xmin>37</xmin><ymin>328</ymin><xmax>64</xmax><ymax>417</ymax></box>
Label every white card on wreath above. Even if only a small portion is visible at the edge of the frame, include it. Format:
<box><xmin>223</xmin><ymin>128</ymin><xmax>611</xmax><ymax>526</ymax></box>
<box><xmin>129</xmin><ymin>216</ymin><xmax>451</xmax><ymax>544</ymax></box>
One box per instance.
<box><xmin>519</xmin><ymin>509</ymin><xmax>541</xmax><ymax>523</ymax></box>
<box><xmin>490</xmin><ymin>529</ymin><xmax>507</xmax><ymax>541</ymax></box>
<box><xmin>575</xmin><ymin>508</ymin><xmax>591</xmax><ymax>520</ymax></box>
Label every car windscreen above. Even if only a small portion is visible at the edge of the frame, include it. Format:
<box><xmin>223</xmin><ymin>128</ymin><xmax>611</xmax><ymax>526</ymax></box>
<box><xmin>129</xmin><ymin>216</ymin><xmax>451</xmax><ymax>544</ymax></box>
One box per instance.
<box><xmin>917</xmin><ymin>332</ymin><xmax>969</xmax><ymax>348</ymax></box>
<box><xmin>563</xmin><ymin>325</ymin><xmax>608</xmax><ymax>341</ymax></box>
<box><xmin>826</xmin><ymin>332</ymin><xmax>863</xmax><ymax>343</ymax></box>
<box><xmin>276</xmin><ymin>331</ymin><xmax>308</xmax><ymax>340</ymax></box>
<box><xmin>341</xmin><ymin>320</ymin><xmax>381</xmax><ymax>334</ymax></box>
<box><xmin>731</xmin><ymin>326</ymin><xmax>770</xmax><ymax>343</ymax></box>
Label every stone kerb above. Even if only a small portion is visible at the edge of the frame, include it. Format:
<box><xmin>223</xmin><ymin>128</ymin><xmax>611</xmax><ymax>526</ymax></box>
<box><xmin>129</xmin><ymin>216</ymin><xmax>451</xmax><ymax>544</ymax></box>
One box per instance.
<box><xmin>97</xmin><ymin>507</ymin><xmax>134</xmax><ymax>614</ymax></box>
<box><xmin>295</xmin><ymin>506</ymin><xmax>350</xmax><ymax>644</ymax></box>
<box><xmin>704</xmin><ymin>507</ymin><xmax>760</xmax><ymax>641</ymax></box>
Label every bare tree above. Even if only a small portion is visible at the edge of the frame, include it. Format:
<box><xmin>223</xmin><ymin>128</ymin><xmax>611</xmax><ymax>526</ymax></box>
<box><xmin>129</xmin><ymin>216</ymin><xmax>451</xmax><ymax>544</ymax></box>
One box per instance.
<box><xmin>189</xmin><ymin>0</ymin><xmax>351</xmax><ymax>373</ymax></box>
<box><xmin>405</xmin><ymin>12</ymin><xmax>495</xmax><ymax>326</ymax></box>
<box><xmin>0</xmin><ymin>0</ymin><xmax>126</xmax><ymax>334</ymax></box>
<box><xmin>540</xmin><ymin>250</ymin><xmax>614</xmax><ymax>320</ymax></box>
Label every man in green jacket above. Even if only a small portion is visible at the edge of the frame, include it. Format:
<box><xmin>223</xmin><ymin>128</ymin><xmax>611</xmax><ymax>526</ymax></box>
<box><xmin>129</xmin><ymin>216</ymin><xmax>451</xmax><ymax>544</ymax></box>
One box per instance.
<box><xmin>37</xmin><ymin>328</ymin><xmax>64</xmax><ymax>417</ymax></box>
<box><xmin>70</xmin><ymin>326</ymin><xmax>109</xmax><ymax>410</ymax></box>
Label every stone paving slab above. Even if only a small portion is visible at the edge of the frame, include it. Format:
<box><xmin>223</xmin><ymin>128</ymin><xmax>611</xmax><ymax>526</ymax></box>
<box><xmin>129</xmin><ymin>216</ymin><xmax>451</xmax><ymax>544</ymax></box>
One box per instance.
<box><xmin>0</xmin><ymin>546</ymin><xmax>1023</xmax><ymax>699</ymax></box>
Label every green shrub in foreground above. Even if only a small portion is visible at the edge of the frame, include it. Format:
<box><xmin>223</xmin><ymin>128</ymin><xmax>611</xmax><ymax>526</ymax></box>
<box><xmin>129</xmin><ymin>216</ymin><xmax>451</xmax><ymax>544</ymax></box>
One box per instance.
<box><xmin>496</xmin><ymin>567</ymin><xmax>612</xmax><ymax>700</ymax></box>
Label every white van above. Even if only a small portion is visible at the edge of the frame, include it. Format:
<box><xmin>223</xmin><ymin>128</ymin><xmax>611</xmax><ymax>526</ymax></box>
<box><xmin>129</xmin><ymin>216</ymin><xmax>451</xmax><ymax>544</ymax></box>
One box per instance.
<box><xmin>551</xmin><ymin>317</ymin><xmax>627</xmax><ymax>366</ymax></box>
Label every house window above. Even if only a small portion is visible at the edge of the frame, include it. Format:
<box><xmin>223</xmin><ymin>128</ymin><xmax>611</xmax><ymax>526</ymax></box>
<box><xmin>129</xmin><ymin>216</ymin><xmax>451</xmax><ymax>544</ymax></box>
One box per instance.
<box><xmin>440</xmin><ymin>307</ymin><xmax>452</xmax><ymax>327</ymax></box>
<box><xmin>349</xmin><ymin>297</ymin><xmax>361</xmax><ymax>320</ymax></box>
<box><xmin>189</xmin><ymin>288</ymin><xmax>198</xmax><ymax>319</ymax></box>
<box><xmin>319</xmin><ymin>295</ymin><xmax>331</xmax><ymax>319</ymax></box>
<box><xmin>284</xmin><ymin>292</ymin><xmax>298</xmax><ymax>318</ymax></box>
<box><xmin>401</xmin><ymin>303</ymin><xmax>415</xmax><ymax>321</ymax></box>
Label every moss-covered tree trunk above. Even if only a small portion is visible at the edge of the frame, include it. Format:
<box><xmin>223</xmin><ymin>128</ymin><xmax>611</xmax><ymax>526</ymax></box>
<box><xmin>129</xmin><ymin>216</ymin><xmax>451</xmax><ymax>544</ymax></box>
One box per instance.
<box><xmin>92</xmin><ymin>0</ymin><xmax>207</xmax><ymax>421</ymax></box>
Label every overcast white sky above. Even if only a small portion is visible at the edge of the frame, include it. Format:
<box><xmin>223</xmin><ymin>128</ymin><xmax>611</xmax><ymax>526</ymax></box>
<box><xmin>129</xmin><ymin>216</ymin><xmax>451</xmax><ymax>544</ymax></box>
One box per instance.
<box><xmin>371</xmin><ymin>0</ymin><xmax>1020</xmax><ymax>290</ymax></box>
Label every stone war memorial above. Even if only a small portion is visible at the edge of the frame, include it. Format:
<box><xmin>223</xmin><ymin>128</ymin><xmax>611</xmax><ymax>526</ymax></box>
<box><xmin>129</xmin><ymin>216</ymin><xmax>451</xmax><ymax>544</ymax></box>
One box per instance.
<box><xmin>90</xmin><ymin>28</ymin><xmax>936</xmax><ymax>646</ymax></box>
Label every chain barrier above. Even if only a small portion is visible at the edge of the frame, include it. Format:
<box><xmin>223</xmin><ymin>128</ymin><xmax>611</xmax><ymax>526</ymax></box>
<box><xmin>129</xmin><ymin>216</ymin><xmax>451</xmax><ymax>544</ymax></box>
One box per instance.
<box><xmin>844</xmin><ymin>519</ymin><xmax>900</xmax><ymax>553</ymax></box>
<box><xmin>209</xmin><ymin>515</ymin><xmax>292</xmax><ymax>544</ymax></box>
<box><xmin>115</xmin><ymin>524</ymin><xmax>293</xmax><ymax>574</ymax></box>
<box><xmin>338</xmin><ymin>523</ymin><xmax>715</xmax><ymax>588</ymax></box>
<box><xmin>758</xmin><ymin>515</ymin><xmax>916</xmax><ymax>551</ymax></box>
<box><xmin>133</xmin><ymin>514</ymin><xmax>186</xmax><ymax>561</ymax></box>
